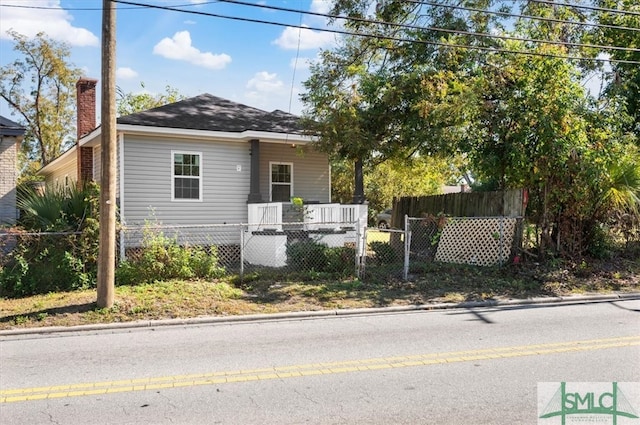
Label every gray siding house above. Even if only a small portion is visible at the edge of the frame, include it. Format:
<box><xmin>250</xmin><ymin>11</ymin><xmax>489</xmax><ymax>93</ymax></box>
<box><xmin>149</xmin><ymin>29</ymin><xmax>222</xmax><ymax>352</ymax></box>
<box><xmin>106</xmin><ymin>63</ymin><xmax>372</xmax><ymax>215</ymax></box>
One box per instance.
<box><xmin>39</xmin><ymin>78</ymin><xmax>366</xmax><ymax>230</ymax></box>
<box><xmin>0</xmin><ymin>116</ymin><xmax>25</xmax><ymax>226</ymax></box>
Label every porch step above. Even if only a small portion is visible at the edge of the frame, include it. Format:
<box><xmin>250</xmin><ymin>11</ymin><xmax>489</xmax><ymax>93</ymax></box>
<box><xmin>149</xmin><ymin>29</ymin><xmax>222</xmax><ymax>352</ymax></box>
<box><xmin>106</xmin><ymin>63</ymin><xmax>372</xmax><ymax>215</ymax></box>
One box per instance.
<box><xmin>282</xmin><ymin>204</ymin><xmax>304</xmax><ymax>224</ymax></box>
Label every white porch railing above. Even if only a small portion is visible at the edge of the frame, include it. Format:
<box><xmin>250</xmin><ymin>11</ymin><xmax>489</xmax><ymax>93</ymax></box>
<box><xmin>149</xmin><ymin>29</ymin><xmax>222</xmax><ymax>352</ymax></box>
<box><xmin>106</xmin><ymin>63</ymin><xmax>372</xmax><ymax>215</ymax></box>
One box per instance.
<box><xmin>304</xmin><ymin>203</ymin><xmax>340</xmax><ymax>230</ymax></box>
<box><xmin>247</xmin><ymin>202</ymin><xmax>283</xmax><ymax>231</ymax></box>
<box><xmin>338</xmin><ymin>204</ymin><xmax>360</xmax><ymax>225</ymax></box>
<box><xmin>248</xmin><ymin>202</ymin><xmax>368</xmax><ymax>233</ymax></box>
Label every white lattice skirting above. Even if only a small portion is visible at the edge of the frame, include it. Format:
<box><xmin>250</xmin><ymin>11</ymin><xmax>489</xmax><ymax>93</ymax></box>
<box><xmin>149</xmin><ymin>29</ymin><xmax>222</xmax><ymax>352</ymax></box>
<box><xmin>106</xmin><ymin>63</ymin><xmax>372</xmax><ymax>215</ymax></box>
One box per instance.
<box><xmin>435</xmin><ymin>217</ymin><xmax>518</xmax><ymax>266</ymax></box>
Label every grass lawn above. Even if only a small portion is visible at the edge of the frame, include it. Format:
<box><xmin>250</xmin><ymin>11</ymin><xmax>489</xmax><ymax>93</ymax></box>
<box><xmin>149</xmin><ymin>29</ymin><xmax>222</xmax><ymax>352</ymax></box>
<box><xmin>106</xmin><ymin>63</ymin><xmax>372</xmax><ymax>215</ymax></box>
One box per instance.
<box><xmin>1</xmin><ymin>253</ymin><xmax>638</xmax><ymax>330</ymax></box>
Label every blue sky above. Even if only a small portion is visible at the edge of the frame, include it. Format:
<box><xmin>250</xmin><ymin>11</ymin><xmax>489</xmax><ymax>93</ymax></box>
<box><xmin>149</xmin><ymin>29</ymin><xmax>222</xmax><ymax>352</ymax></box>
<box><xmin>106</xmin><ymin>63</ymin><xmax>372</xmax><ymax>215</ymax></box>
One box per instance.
<box><xmin>0</xmin><ymin>0</ymin><xmax>340</xmax><ymax>120</ymax></box>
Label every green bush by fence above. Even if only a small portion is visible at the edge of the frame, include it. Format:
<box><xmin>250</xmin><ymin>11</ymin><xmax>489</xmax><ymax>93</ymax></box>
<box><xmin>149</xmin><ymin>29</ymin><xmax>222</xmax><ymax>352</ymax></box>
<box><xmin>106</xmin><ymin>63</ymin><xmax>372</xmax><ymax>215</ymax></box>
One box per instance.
<box><xmin>286</xmin><ymin>240</ymin><xmax>355</xmax><ymax>275</ymax></box>
<box><xmin>115</xmin><ymin>227</ymin><xmax>226</xmax><ymax>285</ymax></box>
<box><xmin>0</xmin><ymin>221</ymin><xmax>99</xmax><ymax>298</ymax></box>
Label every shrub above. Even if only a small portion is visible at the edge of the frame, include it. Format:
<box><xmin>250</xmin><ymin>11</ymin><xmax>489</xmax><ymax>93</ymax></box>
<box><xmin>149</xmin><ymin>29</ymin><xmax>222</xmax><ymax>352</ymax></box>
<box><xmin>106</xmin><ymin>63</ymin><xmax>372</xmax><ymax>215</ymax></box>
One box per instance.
<box><xmin>0</xmin><ymin>224</ymin><xmax>98</xmax><ymax>297</ymax></box>
<box><xmin>286</xmin><ymin>240</ymin><xmax>355</xmax><ymax>275</ymax></box>
<box><xmin>115</xmin><ymin>227</ymin><xmax>226</xmax><ymax>285</ymax></box>
<box><xmin>286</xmin><ymin>240</ymin><xmax>327</xmax><ymax>271</ymax></box>
<box><xmin>324</xmin><ymin>246</ymin><xmax>356</xmax><ymax>274</ymax></box>
<box><xmin>0</xmin><ymin>183</ymin><xmax>101</xmax><ymax>298</ymax></box>
<box><xmin>369</xmin><ymin>241</ymin><xmax>398</xmax><ymax>264</ymax></box>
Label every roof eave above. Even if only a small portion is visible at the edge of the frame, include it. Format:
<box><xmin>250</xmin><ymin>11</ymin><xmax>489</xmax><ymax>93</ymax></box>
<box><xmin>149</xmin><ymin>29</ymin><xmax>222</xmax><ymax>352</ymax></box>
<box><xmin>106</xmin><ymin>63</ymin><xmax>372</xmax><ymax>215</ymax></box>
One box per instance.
<box><xmin>0</xmin><ymin>130</ymin><xmax>25</xmax><ymax>137</ymax></box>
<box><xmin>38</xmin><ymin>145</ymin><xmax>77</xmax><ymax>176</ymax></box>
<box><xmin>115</xmin><ymin>124</ymin><xmax>315</xmax><ymax>144</ymax></box>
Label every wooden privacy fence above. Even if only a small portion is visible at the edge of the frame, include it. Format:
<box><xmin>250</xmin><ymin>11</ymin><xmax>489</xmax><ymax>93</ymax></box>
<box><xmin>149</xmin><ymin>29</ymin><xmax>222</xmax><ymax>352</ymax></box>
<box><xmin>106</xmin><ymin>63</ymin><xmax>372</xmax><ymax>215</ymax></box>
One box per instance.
<box><xmin>392</xmin><ymin>189</ymin><xmax>527</xmax><ymax>227</ymax></box>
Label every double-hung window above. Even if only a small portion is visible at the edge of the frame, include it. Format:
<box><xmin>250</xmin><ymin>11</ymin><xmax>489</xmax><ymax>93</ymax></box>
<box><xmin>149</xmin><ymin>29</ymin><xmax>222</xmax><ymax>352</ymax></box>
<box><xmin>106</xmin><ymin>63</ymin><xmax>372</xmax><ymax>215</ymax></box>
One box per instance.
<box><xmin>172</xmin><ymin>151</ymin><xmax>202</xmax><ymax>201</ymax></box>
<box><xmin>270</xmin><ymin>162</ymin><xmax>293</xmax><ymax>202</ymax></box>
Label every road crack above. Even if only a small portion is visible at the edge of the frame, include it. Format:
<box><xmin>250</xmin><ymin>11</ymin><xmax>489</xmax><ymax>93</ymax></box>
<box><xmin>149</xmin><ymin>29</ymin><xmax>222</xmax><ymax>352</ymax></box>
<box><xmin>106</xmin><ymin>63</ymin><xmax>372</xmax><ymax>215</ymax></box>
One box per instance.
<box><xmin>294</xmin><ymin>388</ymin><xmax>319</xmax><ymax>405</ymax></box>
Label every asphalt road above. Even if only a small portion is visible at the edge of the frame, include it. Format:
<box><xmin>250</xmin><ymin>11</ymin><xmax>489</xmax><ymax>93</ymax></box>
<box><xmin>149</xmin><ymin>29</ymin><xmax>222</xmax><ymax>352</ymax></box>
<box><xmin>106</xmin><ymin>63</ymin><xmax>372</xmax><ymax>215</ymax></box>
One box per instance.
<box><xmin>1</xmin><ymin>299</ymin><xmax>639</xmax><ymax>424</ymax></box>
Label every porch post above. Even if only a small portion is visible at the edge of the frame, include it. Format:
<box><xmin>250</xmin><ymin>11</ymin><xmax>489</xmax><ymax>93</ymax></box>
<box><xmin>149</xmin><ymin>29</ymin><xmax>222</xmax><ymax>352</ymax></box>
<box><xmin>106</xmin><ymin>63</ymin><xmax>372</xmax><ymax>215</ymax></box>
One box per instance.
<box><xmin>247</xmin><ymin>138</ymin><xmax>263</xmax><ymax>203</ymax></box>
<box><xmin>352</xmin><ymin>158</ymin><xmax>365</xmax><ymax>204</ymax></box>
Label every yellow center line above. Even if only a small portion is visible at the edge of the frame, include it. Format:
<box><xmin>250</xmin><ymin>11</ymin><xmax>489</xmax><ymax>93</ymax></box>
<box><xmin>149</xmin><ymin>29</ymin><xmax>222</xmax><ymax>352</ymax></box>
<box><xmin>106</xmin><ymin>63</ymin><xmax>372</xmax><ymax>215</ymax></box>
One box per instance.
<box><xmin>2</xmin><ymin>335</ymin><xmax>638</xmax><ymax>403</ymax></box>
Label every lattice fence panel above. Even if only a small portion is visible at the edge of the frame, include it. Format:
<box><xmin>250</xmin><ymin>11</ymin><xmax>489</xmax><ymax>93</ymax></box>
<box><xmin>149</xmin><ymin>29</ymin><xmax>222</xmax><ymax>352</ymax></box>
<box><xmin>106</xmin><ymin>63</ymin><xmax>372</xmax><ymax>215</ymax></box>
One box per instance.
<box><xmin>434</xmin><ymin>217</ymin><xmax>518</xmax><ymax>266</ymax></box>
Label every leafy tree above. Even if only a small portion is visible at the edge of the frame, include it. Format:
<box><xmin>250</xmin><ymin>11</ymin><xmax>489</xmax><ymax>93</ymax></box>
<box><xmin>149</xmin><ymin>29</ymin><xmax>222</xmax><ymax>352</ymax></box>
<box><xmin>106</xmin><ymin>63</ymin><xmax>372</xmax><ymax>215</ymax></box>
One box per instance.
<box><xmin>0</xmin><ymin>30</ymin><xmax>82</xmax><ymax>169</ymax></box>
<box><xmin>331</xmin><ymin>155</ymin><xmax>455</xmax><ymax>215</ymax></box>
<box><xmin>301</xmin><ymin>1</ymin><xmax>505</xmax><ymax>176</ymax></box>
<box><xmin>455</xmin><ymin>2</ymin><xmax>638</xmax><ymax>257</ymax></box>
<box><xmin>593</xmin><ymin>0</ymin><xmax>640</xmax><ymax>140</ymax></box>
<box><xmin>117</xmin><ymin>83</ymin><xmax>186</xmax><ymax>116</ymax></box>
<box><xmin>302</xmin><ymin>0</ymin><xmax>638</xmax><ymax>258</ymax></box>
<box><xmin>302</xmin><ymin>1</ymin><xmax>501</xmax><ymax>204</ymax></box>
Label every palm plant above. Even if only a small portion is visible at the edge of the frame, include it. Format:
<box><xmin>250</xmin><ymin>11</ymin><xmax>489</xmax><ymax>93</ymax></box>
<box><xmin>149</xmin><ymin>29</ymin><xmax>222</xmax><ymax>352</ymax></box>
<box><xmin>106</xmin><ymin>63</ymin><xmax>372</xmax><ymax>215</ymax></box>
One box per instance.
<box><xmin>17</xmin><ymin>182</ymin><xmax>98</xmax><ymax>231</ymax></box>
<box><xmin>599</xmin><ymin>156</ymin><xmax>640</xmax><ymax>217</ymax></box>
<box><xmin>591</xmin><ymin>150</ymin><xmax>640</xmax><ymax>249</ymax></box>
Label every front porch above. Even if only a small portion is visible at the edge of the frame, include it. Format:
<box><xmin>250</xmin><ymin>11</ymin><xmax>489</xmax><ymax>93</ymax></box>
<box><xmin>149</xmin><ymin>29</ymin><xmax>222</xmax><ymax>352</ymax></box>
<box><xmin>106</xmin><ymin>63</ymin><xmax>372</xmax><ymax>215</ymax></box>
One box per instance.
<box><xmin>245</xmin><ymin>202</ymin><xmax>368</xmax><ymax>267</ymax></box>
<box><xmin>247</xmin><ymin>202</ymin><xmax>368</xmax><ymax>232</ymax></box>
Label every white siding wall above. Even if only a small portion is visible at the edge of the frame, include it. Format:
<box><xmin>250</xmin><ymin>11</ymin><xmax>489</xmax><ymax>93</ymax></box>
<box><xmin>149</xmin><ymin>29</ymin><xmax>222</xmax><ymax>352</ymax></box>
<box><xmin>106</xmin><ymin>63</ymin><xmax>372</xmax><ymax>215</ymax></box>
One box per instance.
<box><xmin>92</xmin><ymin>143</ymin><xmax>121</xmax><ymax>198</ymax></box>
<box><xmin>259</xmin><ymin>143</ymin><xmax>330</xmax><ymax>203</ymax></box>
<box><xmin>93</xmin><ymin>144</ymin><xmax>101</xmax><ymax>184</ymax></box>
<box><xmin>122</xmin><ymin>136</ymin><xmax>251</xmax><ymax>225</ymax></box>
<box><xmin>45</xmin><ymin>155</ymin><xmax>77</xmax><ymax>189</ymax></box>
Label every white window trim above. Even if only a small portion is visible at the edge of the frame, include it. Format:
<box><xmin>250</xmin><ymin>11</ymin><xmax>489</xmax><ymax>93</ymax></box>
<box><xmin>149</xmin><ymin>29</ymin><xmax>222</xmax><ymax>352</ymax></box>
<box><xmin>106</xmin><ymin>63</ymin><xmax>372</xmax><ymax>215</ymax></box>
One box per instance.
<box><xmin>269</xmin><ymin>161</ymin><xmax>294</xmax><ymax>202</ymax></box>
<box><xmin>171</xmin><ymin>150</ymin><xmax>203</xmax><ymax>202</ymax></box>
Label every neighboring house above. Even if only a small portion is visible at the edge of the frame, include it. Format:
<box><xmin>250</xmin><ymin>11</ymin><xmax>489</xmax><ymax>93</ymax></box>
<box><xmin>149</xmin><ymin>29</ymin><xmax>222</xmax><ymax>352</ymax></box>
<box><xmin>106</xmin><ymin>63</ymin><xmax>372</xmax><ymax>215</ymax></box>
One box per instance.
<box><xmin>441</xmin><ymin>184</ymin><xmax>471</xmax><ymax>194</ymax></box>
<box><xmin>39</xmin><ymin>78</ymin><xmax>367</xmax><ymax>263</ymax></box>
<box><xmin>0</xmin><ymin>116</ymin><xmax>25</xmax><ymax>226</ymax></box>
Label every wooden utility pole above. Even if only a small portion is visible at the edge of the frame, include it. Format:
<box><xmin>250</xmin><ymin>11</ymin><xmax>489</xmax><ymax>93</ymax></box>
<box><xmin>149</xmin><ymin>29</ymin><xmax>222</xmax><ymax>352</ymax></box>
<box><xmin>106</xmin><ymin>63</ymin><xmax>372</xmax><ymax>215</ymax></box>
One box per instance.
<box><xmin>97</xmin><ymin>0</ymin><xmax>116</xmax><ymax>308</ymax></box>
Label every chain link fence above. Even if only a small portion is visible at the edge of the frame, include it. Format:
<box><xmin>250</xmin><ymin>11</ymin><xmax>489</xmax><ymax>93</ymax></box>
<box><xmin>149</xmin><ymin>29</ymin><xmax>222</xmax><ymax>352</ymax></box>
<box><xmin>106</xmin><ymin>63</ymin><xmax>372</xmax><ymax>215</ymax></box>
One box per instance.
<box><xmin>1</xmin><ymin>216</ymin><xmax>521</xmax><ymax>293</ymax></box>
<box><xmin>3</xmin><ymin>213</ymin><xmax>637</xmax><ymax>292</ymax></box>
<box><xmin>1</xmin><ymin>221</ymin><xmax>365</xmax><ymax>295</ymax></box>
<box><xmin>119</xmin><ymin>221</ymin><xmax>365</xmax><ymax>278</ymax></box>
<box><xmin>362</xmin><ymin>216</ymin><xmax>524</xmax><ymax>280</ymax></box>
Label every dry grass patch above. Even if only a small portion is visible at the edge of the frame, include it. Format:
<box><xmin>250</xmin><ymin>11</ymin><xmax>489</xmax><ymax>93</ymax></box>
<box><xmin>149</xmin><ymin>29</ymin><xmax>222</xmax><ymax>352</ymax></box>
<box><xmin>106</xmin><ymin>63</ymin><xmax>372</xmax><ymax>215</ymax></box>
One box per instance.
<box><xmin>1</xmin><ymin>254</ymin><xmax>639</xmax><ymax>331</ymax></box>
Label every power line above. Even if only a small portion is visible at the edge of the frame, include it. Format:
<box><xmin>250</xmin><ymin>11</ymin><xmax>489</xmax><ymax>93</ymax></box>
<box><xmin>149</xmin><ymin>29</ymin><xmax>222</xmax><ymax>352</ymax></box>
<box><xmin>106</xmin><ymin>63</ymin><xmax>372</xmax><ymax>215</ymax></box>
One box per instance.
<box><xmin>530</xmin><ymin>0</ymin><xmax>640</xmax><ymax>17</ymax></box>
<box><xmin>217</xmin><ymin>0</ymin><xmax>640</xmax><ymax>54</ymax></box>
<box><xmin>410</xmin><ymin>0</ymin><xmax>640</xmax><ymax>34</ymax></box>
<box><xmin>112</xmin><ymin>0</ymin><xmax>640</xmax><ymax>65</ymax></box>
<box><xmin>4</xmin><ymin>0</ymin><xmax>639</xmax><ymax>64</ymax></box>
<box><xmin>0</xmin><ymin>1</ymin><xmax>219</xmax><ymax>11</ymax></box>
<box><xmin>3</xmin><ymin>0</ymin><xmax>639</xmax><ymax>34</ymax></box>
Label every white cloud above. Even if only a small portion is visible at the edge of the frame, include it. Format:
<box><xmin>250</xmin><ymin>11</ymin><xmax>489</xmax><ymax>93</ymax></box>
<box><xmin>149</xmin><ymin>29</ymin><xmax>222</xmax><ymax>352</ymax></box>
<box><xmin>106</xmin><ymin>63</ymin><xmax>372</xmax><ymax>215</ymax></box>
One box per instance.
<box><xmin>247</xmin><ymin>71</ymin><xmax>284</xmax><ymax>94</ymax></box>
<box><xmin>0</xmin><ymin>0</ymin><xmax>98</xmax><ymax>46</ymax></box>
<box><xmin>310</xmin><ymin>0</ymin><xmax>332</xmax><ymax>14</ymax></box>
<box><xmin>243</xmin><ymin>71</ymin><xmax>305</xmax><ymax>115</ymax></box>
<box><xmin>273</xmin><ymin>25</ymin><xmax>335</xmax><ymax>50</ymax></box>
<box><xmin>153</xmin><ymin>31</ymin><xmax>231</xmax><ymax>70</ymax></box>
<box><xmin>245</xmin><ymin>71</ymin><xmax>293</xmax><ymax>111</ymax></box>
<box><xmin>116</xmin><ymin>67</ymin><xmax>138</xmax><ymax>79</ymax></box>
<box><xmin>290</xmin><ymin>57</ymin><xmax>312</xmax><ymax>71</ymax></box>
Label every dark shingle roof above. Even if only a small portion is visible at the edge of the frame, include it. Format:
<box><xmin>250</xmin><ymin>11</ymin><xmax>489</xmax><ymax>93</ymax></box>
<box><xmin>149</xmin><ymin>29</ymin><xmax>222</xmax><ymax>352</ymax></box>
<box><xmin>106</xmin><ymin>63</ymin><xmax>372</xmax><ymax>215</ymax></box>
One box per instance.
<box><xmin>116</xmin><ymin>94</ymin><xmax>303</xmax><ymax>134</ymax></box>
<box><xmin>0</xmin><ymin>115</ymin><xmax>26</xmax><ymax>137</ymax></box>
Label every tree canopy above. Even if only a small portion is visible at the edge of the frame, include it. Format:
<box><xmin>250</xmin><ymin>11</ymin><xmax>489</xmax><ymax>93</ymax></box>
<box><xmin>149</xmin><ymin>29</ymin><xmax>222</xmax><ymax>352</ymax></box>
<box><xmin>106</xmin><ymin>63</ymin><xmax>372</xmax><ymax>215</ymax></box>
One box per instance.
<box><xmin>0</xmin><ymin>30</ymin><xmax>81</xmax><ymax>171</ymax></box>
<box><xmin>116</xmin><ymin>83</ymin><xmax>186</xmax><ymax>116</ymax></box>
<box><xmin>593</xmin><ymin>0</ymin><xmax>640</xmax><ymax>141</ymax></box>
<box><xmin>302</xmin><ymin>0</ymin><xmax>640</xmax><ymax>258</ymax></box>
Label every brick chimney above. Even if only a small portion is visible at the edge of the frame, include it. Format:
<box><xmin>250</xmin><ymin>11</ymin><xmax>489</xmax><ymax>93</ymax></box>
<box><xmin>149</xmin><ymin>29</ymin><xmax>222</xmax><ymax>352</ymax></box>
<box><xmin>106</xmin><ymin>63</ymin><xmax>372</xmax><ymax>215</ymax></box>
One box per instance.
<box><xmin>76</xmin><ymin>77</ymin><xmax>98</xmax><ymax>186</ymax></box>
